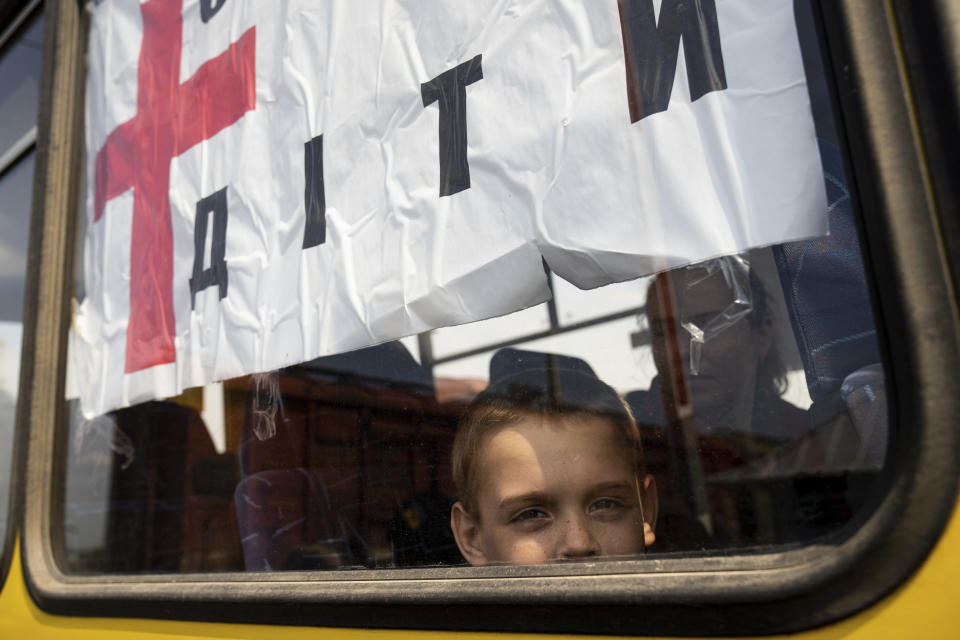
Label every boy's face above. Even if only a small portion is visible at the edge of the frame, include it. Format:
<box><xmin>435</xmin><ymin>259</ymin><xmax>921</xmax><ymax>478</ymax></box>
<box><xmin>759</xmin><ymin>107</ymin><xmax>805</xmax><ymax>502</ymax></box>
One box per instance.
<box><xmin>451</xmin><ymin>413</ymin><xmax>656</xmax><ymax>566</ymax></box>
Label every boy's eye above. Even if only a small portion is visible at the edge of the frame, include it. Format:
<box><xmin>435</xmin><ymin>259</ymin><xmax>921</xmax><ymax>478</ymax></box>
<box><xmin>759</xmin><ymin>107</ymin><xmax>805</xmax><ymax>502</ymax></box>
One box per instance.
<box><xmin>589</xmin><ymin>498</ymin><xmax>623</xmax><ymax>513</ymax></box>
<box><xmin>512</xmin><ymin>508</ymin><xmax>548</xmax><ymax>523</ymax></box>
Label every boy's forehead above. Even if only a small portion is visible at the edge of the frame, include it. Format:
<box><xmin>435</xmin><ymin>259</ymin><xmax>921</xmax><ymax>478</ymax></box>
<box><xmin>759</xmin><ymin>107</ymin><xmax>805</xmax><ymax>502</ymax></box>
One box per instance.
<box><xmin>476</xmin><ymin>413</ymin><xmax>634</xmax><ymax>479</ymax></box>
<box><xmin>486</xmin><ymin>411</ymin><xmax>620</xmax><ymax>442</ymax></box>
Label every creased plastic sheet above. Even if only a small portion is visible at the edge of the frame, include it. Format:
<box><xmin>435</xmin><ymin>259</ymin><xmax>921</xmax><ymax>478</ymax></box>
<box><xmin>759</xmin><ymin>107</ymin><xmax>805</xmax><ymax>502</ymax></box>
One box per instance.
<box><xmin>680</xmin><ymin>255</ymin><xmax>753</xmax><ymax>375</ymax></box>
<box><xmin>68</xmin><ymin>0</ymin><xmax>827</xmax><ymax>418</ymax></box>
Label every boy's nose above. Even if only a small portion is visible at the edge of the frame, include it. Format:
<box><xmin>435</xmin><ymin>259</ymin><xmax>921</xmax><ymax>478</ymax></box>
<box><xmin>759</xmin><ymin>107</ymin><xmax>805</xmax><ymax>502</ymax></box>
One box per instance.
<box><xmin>558</xmin><ymin>514</ymin><xmax>601</xmax><ymax>559</ymax></box>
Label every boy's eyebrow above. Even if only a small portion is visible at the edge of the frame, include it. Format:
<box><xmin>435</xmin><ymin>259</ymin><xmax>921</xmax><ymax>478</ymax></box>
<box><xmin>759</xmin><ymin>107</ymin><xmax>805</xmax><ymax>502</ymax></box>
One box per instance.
<box><xmin>497</xmin><ymin>491</ymin><xmax>551</xmax><ymax>512</ymax></box>
<box><xmin>496</xmin><ymin>481</ymin><xmax>637</xmax><ymax>512</ymax></box>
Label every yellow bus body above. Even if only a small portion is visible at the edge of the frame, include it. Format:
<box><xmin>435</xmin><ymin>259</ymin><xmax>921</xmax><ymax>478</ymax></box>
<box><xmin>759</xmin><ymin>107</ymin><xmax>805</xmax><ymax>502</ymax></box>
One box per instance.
<box><xmin>2</xmin><ymin>496</ymin><xmax>958</xmax><ymax>639</ymax></box>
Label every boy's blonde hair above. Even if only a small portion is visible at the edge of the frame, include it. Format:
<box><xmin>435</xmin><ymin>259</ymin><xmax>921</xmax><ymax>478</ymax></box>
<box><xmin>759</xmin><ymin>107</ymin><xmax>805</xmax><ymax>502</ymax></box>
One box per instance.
<box><xmin>451</xmin><ymin>368</ymin><xmax>646</xmax><ymax>519</ymax></box>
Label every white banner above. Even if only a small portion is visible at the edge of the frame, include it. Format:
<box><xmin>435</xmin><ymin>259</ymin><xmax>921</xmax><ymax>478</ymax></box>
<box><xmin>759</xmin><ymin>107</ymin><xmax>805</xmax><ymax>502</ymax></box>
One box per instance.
<box><xmin>68</xmin><ymin>0</ymin><xmax>827</xmax><ymax>417</ymax></box>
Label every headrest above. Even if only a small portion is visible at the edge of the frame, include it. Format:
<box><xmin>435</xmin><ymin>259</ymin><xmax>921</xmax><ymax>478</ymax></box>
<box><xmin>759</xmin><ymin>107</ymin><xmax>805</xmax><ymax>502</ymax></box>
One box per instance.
<box><xmin>298</xmin><ymin>341</ymin><xmax>433</xmax><ymax>394</ymax></box>
<box><xmin>489</xmin><ymin>347</ymin><xmax>596</xmax><ymax>383</ymax></box>
<box><xmin>773</xmin><ymin>141</ymin><xmax>882</xmax><ymax>403</ymax></box>
<box><xmin>483</xmin><ymin>348</ymin><xmax>626</xmax><ymax>419</ymax></box>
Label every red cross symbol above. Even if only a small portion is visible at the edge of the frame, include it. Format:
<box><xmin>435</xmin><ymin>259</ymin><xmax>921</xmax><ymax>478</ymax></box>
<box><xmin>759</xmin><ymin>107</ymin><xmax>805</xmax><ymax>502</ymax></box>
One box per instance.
<box><xmin>93</xmin><ymin>0</ymin><xmax>255</xmax><ymax>373</ymax></box>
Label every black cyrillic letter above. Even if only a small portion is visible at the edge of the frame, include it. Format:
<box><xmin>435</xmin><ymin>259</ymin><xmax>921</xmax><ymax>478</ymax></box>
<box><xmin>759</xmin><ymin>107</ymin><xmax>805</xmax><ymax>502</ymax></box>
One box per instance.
<box><xmin>302</xmin><ymin>134</ymin><xmax>326</xmax><ymax>249</ymax></box>
<box><xmin>200</xmin><ymin>0</ymin><xmax>228</xmax><ymax>23</ymax></box>
<box><xmin>618</xmin><ymin>0</ymin><xmax>727</xmax><ymax>122</ymax></box>
<box><xmin>421</xmin><ymin>54</ymin><xmax>483</xmax><ymax>197</ymax></box>
<box><xmin>190</xmin><ymin>187</ymin><xmax>229</xmax><ymax>310</ymax></box>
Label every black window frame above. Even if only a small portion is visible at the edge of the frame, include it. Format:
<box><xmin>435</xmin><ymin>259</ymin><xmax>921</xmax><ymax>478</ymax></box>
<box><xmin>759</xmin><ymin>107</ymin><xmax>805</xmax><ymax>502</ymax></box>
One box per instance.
<box><xmin>0</xmin><ymin>0</ymin><xmax>44</xmax><ymax>595</ymax></box>
<box><xmin>17</xmin><ymin>0</ymin><xmax>960</xmax><ymax>635</ymax></box>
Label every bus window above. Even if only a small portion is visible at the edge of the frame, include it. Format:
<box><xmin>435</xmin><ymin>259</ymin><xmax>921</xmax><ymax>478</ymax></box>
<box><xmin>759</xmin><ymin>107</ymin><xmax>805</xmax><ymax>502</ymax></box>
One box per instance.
<box><xmin>0</xmin><ymin>7</ymin><xmax>42</xmax><ymax>580</ymax></box>
<box><xmin>56</xmin><ymin>0</ymin><xmax>890</xmax><ymax>573</ymax></box>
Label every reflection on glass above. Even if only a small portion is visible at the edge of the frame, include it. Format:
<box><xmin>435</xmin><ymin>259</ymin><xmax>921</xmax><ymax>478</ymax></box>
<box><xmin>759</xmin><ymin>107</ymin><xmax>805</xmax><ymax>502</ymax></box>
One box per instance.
<box><xmin>0</xmin><ymin>8</ymin><xmax>42</xmax><ymax>564</ymax></box>
<box><xmin>550</xmin><ymin>273</ymin><xmax>647</xmax><ymax>328</ymax></box>
<box><xmin>0</xmin><ymin>14</ymin><xmax>43</xmax><ymax>156</ymax></box>
<box><xmin>429</xmin><ymin>303</ymin><xmax>551</xmax><ymax>360</ymax></box>
<box><xmin>0</xmin><ymin>152</ymin><xmax>34</xmax><ymax>323</ymax></box>
<box><xmin>0</xmin><ymin>150</ymin><xmax>36</xmax><ymax>553</ymax></box>
<box><xmin>0</xmin><ymin>323</ymin><xmax>20</xmax><ymax>548</ymax></box>
<box><xmin>59</xmin><ymin>230</ymin><xmax>890</xmax><ymax>572</ymax></box>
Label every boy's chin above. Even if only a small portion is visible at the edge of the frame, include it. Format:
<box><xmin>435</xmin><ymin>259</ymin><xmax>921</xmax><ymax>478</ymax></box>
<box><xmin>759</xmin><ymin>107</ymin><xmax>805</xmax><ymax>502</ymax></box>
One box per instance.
<box><xmin>486</xmin><ymin>551</ymin><xmax>647</xmax><ymax>566</ymax></box>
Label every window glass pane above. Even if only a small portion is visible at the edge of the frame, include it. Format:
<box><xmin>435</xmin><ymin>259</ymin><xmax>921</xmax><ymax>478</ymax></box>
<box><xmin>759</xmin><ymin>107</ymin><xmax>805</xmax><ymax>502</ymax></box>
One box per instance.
<box><xmin>0</xmin><ymin>14</ymin><xmax>43</xmax><ymax>157</ymax></box>
<box><xmin>0</xmin><ymin>151</ymin><xmax>35</xmax><ymax>558</ymax></box>
<box><xmin>1</xmin><ymin>8</ymin><xmax>42</xmax><ymax>574</ymax></box>
<box><xmin>0</xmin><ymin>153</ymin><xmax>33</xmax><ymax>323</ymax></box>
<box><xmin>58</xmin><ymin>3</ymin><xmax>890</xmax><ymax>574</ymax></box>
<box><xmin>551</xmin><ymin>274</ymin><xmax>647</xmax><ymax>328</ymax></box>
